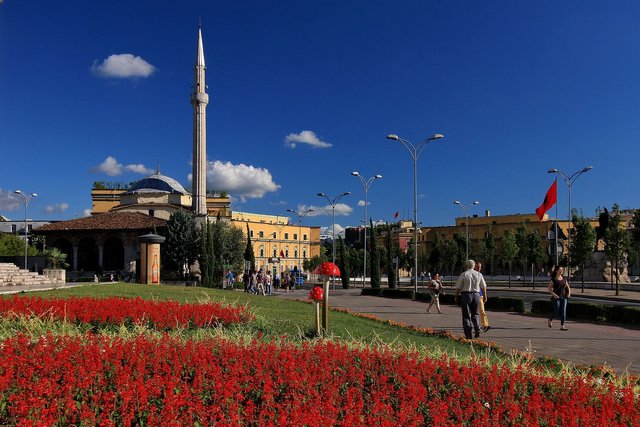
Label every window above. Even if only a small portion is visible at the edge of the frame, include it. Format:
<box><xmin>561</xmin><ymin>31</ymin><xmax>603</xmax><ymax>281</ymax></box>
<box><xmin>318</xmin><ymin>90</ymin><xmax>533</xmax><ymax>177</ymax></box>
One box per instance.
<box><xmin>273</xmin><ymin>247</ymin><xmax>277</xmax><ymax>257</ymax></box>
<box><xmin>149</xmin><ymin>209</ymin><xmax>155</xmax><ymax>217</ymax></box>
<box><xmin>285</xmin><ymin>249</ymin><xmax>289</xmax><ymax>257</ymax></box>
<box><xmin>27</xmin><ymin>225</ymin><xmax>32</xmax><ymax>232</ymax></box>
<box><xmin>303</xmin><ymin>250</ymin><xmax>307</xmax><ymax>258</ymax></box>
<box><xmin>259</xmin><ymin>231</ymin><xmax>264</xmax><ymax>238</ymax></box>
<box><xmin>293</xmin><ymin>233</ymin><xmax>298</xmax><ymax>240</ymax></box>
<box><xmin>11</xmin><ymin>224</ymin><xmax>16</xmax><ymax>233</ymax></box>
<box><xmin>250</xmin><ymin>230</ymin><xmax>254</xmax><ymax>238</ymax></box>
<box><xmin>303</xmin><ymin>234</ymin><xmax>307</xmax><ymax>241</ymax></box>
<box><xmin>272</xmin><ymin>232</ymin><xmax>277</xmax><ymax>238</ymax></box>
<box><xmin>294</xmin><ymin>249</ymin><xmax>298</xmax><ymax>258</ymax></box>
<box><xmin>284</xmin><ymin>232</ymin><xmax>289</xmax><ymax>240</ymax></box>
<box><xmin>259</xmin><ymin>246</ymin><xmax>264</xmax><ymax>257</ymax></box>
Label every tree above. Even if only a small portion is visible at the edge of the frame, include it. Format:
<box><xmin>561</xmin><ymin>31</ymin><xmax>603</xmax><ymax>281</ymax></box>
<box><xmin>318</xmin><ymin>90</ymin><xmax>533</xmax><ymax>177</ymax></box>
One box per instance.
<box><xmin>478</xmin><ymin>227</ymin><xmax>496</xmax><ymax>284</ymax></box>
<box><xmin>303</xmin><ymin>246</ymin><xmax>328</xmax><ymax>272</ymax></box>
<box><xmin>386</xmin><ymin>225</ymin><xmax>397</xmax><ymax>289</ymax></box>
<box><xmin>162</xmin><ymin>210</ymin><xmax>199</xmax><ymax>277</ymax></box>
<box><xmin>427</xmin><ymin>234</ymin><xmax>444</xmax><ymax>275</ymax></box>
<box><xmin>243</xmin><ymin>223</ymin><xmax>255</xmax><ymax>272</ymax></box>
<box><xmin>44</xmin><ymin>247</ymin><xmax>69</xmax><ymax>269</ymax></box>
<box><xmin>515</xmin><ymin>225</ymin><xmax>528</xmax><ymax>279</ymax></box>
<box><xmin>443</xmin><ymin>239</ymin><xmax>459</xmax><ymax>283</ymax></box>
<box><xmin>0</xmin><ymin>233</ymin><xmax>38</xmax><ymax>257</ymax></box>
<box><xmin>526</xmin><ymin>232</ymin><xmax>544</xmax><ymax>287</ymax></box>
<box><xmin>629</xmin><ymin>210</ymin><xmax>640</xmax><ymax>274</ymax></box>
<box><xmin>337</xmin><ymin>237</ymin><xmax>351</xmax><ymax>289</ymax></box>
<box><xmin>211</xmin><ymin>216</ymin><xmax>226</xmax><ymax>287</ymax></box>
<box><xmin>199</xmin><ymin>220</ymin><xmax>214</xmax><ymax>287</ymax></box>
<box><xmin>501</xmin><ymin>230</ymin><xmax>518</xmax><ymax>288</ymax></box>
<box><xmin>571</xmin><ymin>215</ymin><xmax>596</xmax><ymax>292</ymax></box>
<box><xmin>369</xmin><ymin>219</ymin><xmax>381</xmax><ymax>288</ymax></box>
<box><xmin>605</xmin><ymin>212</ymin><xmax>631</xmax><ymax>296</ymax></box>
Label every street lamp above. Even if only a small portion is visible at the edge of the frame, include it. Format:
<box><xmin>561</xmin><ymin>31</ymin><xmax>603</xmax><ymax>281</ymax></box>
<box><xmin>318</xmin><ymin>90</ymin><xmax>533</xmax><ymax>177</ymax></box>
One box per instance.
<box><xmin>453</xmin><ymin>200</ymin><xmax>480</xmax><ymax>260</ymax></box>
<box><xmin>316</xmin><ymin>192</ymin><xmax>350</xmax><ymax>266</ymax></box>
<box><xmin>547</xmin><ymin>166</ymin><xmax>593</xmax><ymax>291</ymax></box>
<box><xmin>387</xmin><ymin>133</ymin><xmax>444</xmax><ymax>294</ymax></box>
<box><xmin>351</xmin><ymin>172</ymin><xmax>382</xmax><ymax>288</ymax></box>
<box><xmin>286</xmin><ymin>208</ymin><xmax>314</xmax><ymax>284</ymax></box>
<box><xmin>13</xmin><ymin>190</ymin><xmax>37</xmax><ymax>271</ymax></box>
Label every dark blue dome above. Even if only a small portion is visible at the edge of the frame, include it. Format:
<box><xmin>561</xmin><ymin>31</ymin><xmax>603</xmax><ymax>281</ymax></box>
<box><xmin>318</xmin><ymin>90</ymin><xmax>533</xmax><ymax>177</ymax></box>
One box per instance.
<box><xmin>127</xmin><ymin>172</ymin><xmax>189</xmax><ymax>195</ymax></box>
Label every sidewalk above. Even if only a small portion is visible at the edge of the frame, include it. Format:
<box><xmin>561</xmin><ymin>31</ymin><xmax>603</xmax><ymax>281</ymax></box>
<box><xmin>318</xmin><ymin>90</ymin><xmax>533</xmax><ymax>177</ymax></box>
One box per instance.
<box><xmin>275</xmin><ymin>286</ymin><xmax>640</xmax><ymax>375</ymax></box>
<box><xmin>0</xmin><ymin>282</ymin><xmax>85</xmax><ymax>295</ymax></box>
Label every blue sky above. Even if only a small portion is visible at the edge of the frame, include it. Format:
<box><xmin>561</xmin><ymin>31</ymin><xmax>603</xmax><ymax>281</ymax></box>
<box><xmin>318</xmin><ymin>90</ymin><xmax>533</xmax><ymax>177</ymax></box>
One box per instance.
<box><xmin>1</xmin><ymin>1</ymin><xmax>638</xmax><ymax>235</ymax></box>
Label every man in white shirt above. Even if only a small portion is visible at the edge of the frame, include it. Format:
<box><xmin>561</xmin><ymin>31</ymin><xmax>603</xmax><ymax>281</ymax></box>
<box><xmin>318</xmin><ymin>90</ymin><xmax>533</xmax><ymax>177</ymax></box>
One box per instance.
<box><xmin>454</xmin><ymin>259</ymin><xmax>487</xmax><ymax>339</ymax></box>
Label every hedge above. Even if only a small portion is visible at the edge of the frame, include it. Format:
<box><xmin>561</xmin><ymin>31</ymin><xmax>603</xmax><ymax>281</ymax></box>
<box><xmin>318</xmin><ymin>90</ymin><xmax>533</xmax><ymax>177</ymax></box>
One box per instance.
<box><xmin>531</xmin><ymin>299</ymin><xmax>640</xmax><ymax>326</ymax></box>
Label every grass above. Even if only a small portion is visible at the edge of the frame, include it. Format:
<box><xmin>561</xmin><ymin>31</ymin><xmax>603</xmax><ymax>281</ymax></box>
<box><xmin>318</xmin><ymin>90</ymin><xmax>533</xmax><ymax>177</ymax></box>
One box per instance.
<box><xmin>7</xmin><ymin>282</ymin><xmax>492</xmax><ymax>357</ymax></box>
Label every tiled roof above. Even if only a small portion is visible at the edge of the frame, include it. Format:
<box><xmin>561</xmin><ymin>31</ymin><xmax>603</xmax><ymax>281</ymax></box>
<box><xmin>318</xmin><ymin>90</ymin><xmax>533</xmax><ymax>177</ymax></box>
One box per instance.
<box><xmin>35</xmin><ymin>212</ymin><xmax>166</xmax><ymax>232</ymax></box>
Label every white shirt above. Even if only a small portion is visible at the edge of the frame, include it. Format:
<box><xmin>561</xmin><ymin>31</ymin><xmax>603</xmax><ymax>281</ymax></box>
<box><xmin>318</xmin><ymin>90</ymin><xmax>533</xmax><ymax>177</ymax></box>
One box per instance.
<box><xmin>455</xmin><ymin>269</ymin><xmax>487</xmax><ymax>293</ymax></box>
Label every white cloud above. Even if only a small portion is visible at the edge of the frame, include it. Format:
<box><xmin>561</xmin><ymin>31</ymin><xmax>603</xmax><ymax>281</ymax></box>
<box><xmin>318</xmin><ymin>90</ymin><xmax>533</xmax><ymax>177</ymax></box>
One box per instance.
<box><xmin>43</xmin><ymin>203</ymin><xmax>69</xmax><ymax>214</ymax></box>
<box><xmin>357</xmin><ymin>200</ymin><xmax>369</xmax><ymax>207</ymax></box>
<box><xmin>83</xmin><ymin>209</ymin><xmax>93</xmax><ymax>217</ymax></box>
<box><xmin>203</xmin><ymin>160</ymin><xmax>281</xmax><ymax>201</ymax></box>
<box><xmin>284</xmin><ymin>130</ymin><xmax>332</xmax><ymax>149</ymax></box>
<box><xmin>298</xmin><ymin>203</ymin><xmax>353</xmax><ymax>217</ymax></box>
<box><xmin>321</xmin><ymin>224</ymin><xmax>346</xmax><ymax>238</ymax></box>
<box><xmin>0</xmin><ymin>189</ymin><xmax>20</xmax><ymax>212</ymax></box>
<box><xmin>91</xmin><ymin>157</ymin><xmax>153</xmax><ymax>176</ymax></box>
<box><xmin>125</xmin><ymin>163</ymin><xmax>154</xmax><ymax>175</ymax></box>
<box><xmin>91</xmin><ymin>53</ymin><xmax>156</xmax><ymax>78</ymax></box>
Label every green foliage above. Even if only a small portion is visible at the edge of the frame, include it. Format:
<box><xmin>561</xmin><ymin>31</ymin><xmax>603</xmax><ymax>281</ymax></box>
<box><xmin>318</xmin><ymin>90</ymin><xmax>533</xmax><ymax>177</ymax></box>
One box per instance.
<box><xmin>526</xmin><ymin>232</ymin><xmax>545</xmax><ymax>276</ymax></box>
<box><xmin>161</xmin><ymin>210</ymin><xmax>199</xmax><ymax>276</ymax></box>
<box><xmin>199</xmin><ymin>220</ymin><xmax>214</xmax><ymax>288</ymax></box>
<box><xmin>303</xmin><ymin>246</ymin><xmax>328</xmax><ymax>272</ymax></box>
<box><xmin>501</xmin><ymin>230</ymin><xmax>518</xmax><ymax>287</ymax></box>
<box><xmin>443</xmin><ymin>239</ymin><xmax>459</xmax><ymax>276</ymax></box>
<box><xmin>369</xmin><ymin>219</ymin><xmax>381</xmax><ymax>288</ymax></box>
<box><xmin>572</xmin><ymin>215</ymin><xmax>597</xmax><ymax>288</ymax></box>
<box><xmin>604</xmin><ymin>211</ymin><xmax>631</xmax><ymax>295</ymax></box>
<box><xmin>385</xmin><ymin>226</ymin><xmax>396</xmax><ymax>289</ymax></box>
<box><xmin>514</xmin><ymin>225</ymin><xmax>528</xmax><ymax>278</ymax></box>
<box><xmin>43</xmin><ymin>247</ymin><xmax>69</xmax><ymax>269</ymax></box>
<box><xmin>0</xmin><ymin>233</ymin><xmax>38</xmax><ymax>257</ymax></box>
<box><xmin>243</xmin><ymin>223</ymin><xmax>255</xmax><ymax>271</ymax></box>
<box><xmin>337</xmin><ymin>237</ymin><xmax>351</xmax><ymax>289</ymax></box>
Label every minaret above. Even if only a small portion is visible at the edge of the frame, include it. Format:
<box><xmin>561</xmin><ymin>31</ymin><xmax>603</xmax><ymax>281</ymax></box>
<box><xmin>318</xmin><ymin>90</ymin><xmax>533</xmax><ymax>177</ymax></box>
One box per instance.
<box><xmin>191</xmin><ymin>24</ymin><xmax>209</xmax><ymax>216</ymax></box>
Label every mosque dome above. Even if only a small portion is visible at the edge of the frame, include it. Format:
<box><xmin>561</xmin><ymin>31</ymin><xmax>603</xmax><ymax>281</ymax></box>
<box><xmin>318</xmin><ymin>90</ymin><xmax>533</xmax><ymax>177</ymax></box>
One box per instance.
<box><xmin>127</xmin><ymin>172</ymin><xmax>190</xmax><ymax>195</ymax></box>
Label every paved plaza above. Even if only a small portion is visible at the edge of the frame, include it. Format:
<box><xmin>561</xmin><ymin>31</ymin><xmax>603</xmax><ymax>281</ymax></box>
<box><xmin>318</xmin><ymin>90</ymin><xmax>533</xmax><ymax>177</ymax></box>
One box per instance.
<box><xmin>275</xmin><ymin>284</ymin><xmax>640</xmax><ymax>375</ymax></box>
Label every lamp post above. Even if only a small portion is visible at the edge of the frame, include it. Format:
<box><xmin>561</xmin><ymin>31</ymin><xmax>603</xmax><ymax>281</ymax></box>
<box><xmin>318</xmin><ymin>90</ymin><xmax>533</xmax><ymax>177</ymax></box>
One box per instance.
<box><xmin>387</xmin><ymin>133</ymin><xmax>444</xmax><ymax>294</ymax></box>
<box><xmin>547</xmin><ymin>166</ymin><xmax>593</xmax><ymax>289</ymax></box>
<box><xmin>316</xmin><ymin>192</ymin><xmax>350</xmax><ymax>264</ymax></box>
<box><xmin>13</xmin><ymin>190</ymin><xmax>37</xmax><ymax>271</ymax></box>
<box><xmin>286</xmin><ymin>208</ymin><xmax>314</xmax><ymax>284</ymax></box>
<box><xmin>273</xmin><ymin>217</ymin><xmax>287</xmax><ymax>275</ymax></box>
<box><xmin>351</xmin><ymin>172</ymin><xmax>382</xmax><ymax>288</ymax></box>
<box><xmin>453</xmin><ymin>200</ymin><xmax>479</xmax><ymax>260</ymax></box>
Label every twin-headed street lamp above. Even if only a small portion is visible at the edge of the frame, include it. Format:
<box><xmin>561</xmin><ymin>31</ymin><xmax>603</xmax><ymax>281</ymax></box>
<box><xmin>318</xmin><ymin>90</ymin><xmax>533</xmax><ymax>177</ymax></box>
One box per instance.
<box><xmin>13</xmin><ymin>190</ymin><xmax>37</xmax><ymax>271</ymax></box>
<box><xmin>286</xmin><ymin>208</ymin><xmax>314</xmax><ymax>281</ymax></box>
<box><xmin>386</xmin><ymin>133</ymin><xmax>444</xmax><ymax>293</ymax></box>
<box><xmin>350</xmin><ymin>172</ymin><xmax>382</xmax><ymax>288</ymax></box>
<box><xmin>547</xmin><ymin>166</ymin><xmax>593</xmax><ymax>289</ymax></box>
<box><xmin>316</xmin><ymin>192</ymin><xmax>351</xmax><ymax>266</ymax></box>
<box><xmin>453</xmin><ymin>200</ymin><xmax>480</xmax><ymax>260</ymax></box>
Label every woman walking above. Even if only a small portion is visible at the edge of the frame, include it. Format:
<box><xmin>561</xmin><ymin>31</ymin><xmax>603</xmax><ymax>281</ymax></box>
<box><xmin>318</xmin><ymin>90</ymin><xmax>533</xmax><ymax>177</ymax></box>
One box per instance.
<box><xmin>548</xmin><ymin>265</ymin><xmax>571</xmax><ymax>330</ymax></box>
<box><xmin>426</xmin><ymin>273</ymin><xmax>444</xmax><ymax>314</ymax></box>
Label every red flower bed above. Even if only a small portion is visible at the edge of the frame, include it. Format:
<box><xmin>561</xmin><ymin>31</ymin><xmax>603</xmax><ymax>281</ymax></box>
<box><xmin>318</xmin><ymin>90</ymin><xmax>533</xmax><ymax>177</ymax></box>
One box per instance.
<box><xmin>0</xmin><ymin>334</ymin><xmax>636</xmax><ymax>426</ymax></box>
<box><xmin>0</xmin><ymin>295</ymin><xmax>253</xmax><ymax>329</ymax></box>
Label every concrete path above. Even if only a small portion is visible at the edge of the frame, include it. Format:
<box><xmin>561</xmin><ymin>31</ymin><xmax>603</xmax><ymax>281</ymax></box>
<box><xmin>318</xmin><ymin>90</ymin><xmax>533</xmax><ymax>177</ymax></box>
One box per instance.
<box><xmin>275</xmin><ymin>286</ymin><xmax>640</xmax><ymax>375</ymax></box>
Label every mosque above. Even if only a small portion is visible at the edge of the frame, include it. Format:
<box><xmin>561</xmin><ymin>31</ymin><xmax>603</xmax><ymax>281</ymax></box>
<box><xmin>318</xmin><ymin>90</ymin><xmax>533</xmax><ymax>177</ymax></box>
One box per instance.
<box><xmin>36</xmin><ymin>27</ymin><xmax>320</xmax><ymax>277</ymax></box>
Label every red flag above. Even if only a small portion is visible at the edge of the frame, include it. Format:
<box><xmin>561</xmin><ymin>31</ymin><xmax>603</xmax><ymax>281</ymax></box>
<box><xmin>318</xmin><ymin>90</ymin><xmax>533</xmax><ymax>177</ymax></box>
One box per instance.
<box><xmin>394</xmin><ymin>211</ymin><xmax>399</xmax><ymax>219</ymax></box>
<box><xmin>535</xmin><ymin>179</ymin><xmax>557</xmax><ymax>221</ymax></box>
<box><xmin>279</xmin><ymin>250</ymin><xmax>285</xmax><ymax>258</ymax></box>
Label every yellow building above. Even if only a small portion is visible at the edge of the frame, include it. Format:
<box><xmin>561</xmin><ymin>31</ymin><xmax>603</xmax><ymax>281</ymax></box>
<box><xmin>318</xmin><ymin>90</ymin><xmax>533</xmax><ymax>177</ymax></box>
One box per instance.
<box><xmin>419</xmin><ymin>211</ymin><xmax>595</xmax><ymax>266</ymax></box>
<box><xmin>231</xmin><ymin>211</ymin><xmax>321</xmax><ymax>274</ymax></box>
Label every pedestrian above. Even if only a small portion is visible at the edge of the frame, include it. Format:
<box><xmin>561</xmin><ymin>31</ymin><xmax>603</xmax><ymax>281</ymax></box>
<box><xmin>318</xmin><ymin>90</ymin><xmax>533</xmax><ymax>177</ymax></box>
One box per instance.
<box><xmin>257</xmin><ymin>269</ymin><xmax>266</xmax><ymax>295</ymax></box>
<box><xmin>274</xmin><ymin>271</ymin><xmax>281</xmax><ymax>291</ymax></box>
<box><xmin>426</xmin><ymin>273</ymin><xmax>443</xmax><ymax>314</ymax></box>
<box><xmin>454</xmin><ymin>259</ymin><xmax>487</xmax><ymax>339</ymax></box>
<box><xmin>265</xmin><ymin>270</ymin><xmax>272</xmax><ymax>295</ymax></box>
<box><xmin>474</xmin><ymin>261</ymin><xmax>491</xmax><ymax>332</ymax></box>
<box><xmin>250</xmin><ymin>269</ymin><xmax>258</xmax><ymax>294</ymax></box>
<box><xmin>548</xmin><ymin>265</ymin><xmax>571</xmax><ymax>330</ymax></box>
<box><xmin>227</xmin><ymin>270</ymin><xmax>234</xmax><ymax>290</ymax></box>
<box><xmin>243</xmin><ymin>270</ymin><xmax>250</xmax><ymax>293</ymax></box>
